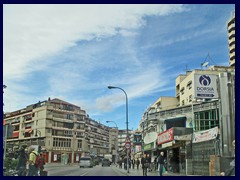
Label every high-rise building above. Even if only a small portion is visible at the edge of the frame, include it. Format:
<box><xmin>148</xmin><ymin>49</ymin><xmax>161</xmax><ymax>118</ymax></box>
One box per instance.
<box><xmin>227</xmin><ymin>11</ymin><xmax>235</xmax><ymax>67</ymax></box>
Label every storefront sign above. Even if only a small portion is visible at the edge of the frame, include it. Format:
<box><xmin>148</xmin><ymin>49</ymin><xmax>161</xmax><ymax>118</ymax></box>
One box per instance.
<box><xmin>157</xmin><ymin>128</ymin><xmax>173</xmax><ymax>145</ymax></box>
<box><xmin>192</xmin><ymin>126</ymin><xmax>218</xmax><ymax>143</ymax></box>
<box><xmin>174</xmin><ymin>134</ymin><xmax>192</xmax><ymax>141</ymax></box>
<box><xmin>144</xmin><ymin>142</ymin><xmax>154</xmax><ymax>151</ymax></box>
<box><xmin>162</xmin><ymin>141</ymin><xmax>173</xmax><ymax>148</ymax></box>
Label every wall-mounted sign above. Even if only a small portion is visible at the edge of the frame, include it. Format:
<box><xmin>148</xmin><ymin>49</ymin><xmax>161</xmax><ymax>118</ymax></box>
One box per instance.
<box><xmin>144</xmin><ymin>132</ymin><xmax>157</xmax><ymax>144</ymax></box>
<box><xmin>194</xmin><ymin>74</ymin><xmax>218</xmax><ymax>99</ymax></box>
<box><xmin>157</xmin><ymin>128</ymin><xmax>173</xmax><ymax>145</ymax></box>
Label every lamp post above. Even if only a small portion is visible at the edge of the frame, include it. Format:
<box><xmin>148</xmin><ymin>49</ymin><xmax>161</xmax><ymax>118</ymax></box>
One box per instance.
<box><xmin>107</xmin><ymin>86</ymin><xmax>129</xmax><ymax>173</ymax></box>
<box><xmin>106</xmin><ymin>120</ymin><xmax>119</xmax><ymax>164</ymax></box>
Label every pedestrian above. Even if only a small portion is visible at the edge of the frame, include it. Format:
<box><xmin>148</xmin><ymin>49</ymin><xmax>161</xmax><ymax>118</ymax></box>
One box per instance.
<box><xmin>132</xmin><ymin>159</ymin><xmax>135</xmax><ymax>169</ymax></box>
<box><xmin>136</xmin><ymin>158</ymin><xmax>140</xmax><ymax>170</ymax></box>
<box><xmin>147</xmin><ymin>154</ymin><xmax>152</xmax><ymax>172</ymax></box>
<box><xmin>220</xmin><ymin>158</ymin><xmax>235</xmax><ymax>176</ymax></box>
<box><xmin>158</xmin><ymin>151</ymin><xmax>165</xmax><ymax>176</ymax></box>
<box><xmin>141</xmin><ymin>154</ymin><xmax>149</xmax><ymax>176</ymax></box>
<box><xmin>27</xmin><ymin>146</ymin><xmax>39</xmax><ymax>176</ymax></box>
<box><xmin>16</xmin><ymin>145</ymin><xmax>28</xmax><ymax>176</ymax></box>
<box><xmin>119</xmin><ymin>158</ymin><xmax>122</xmax><ymax>168</ymax></box>
<box><xmin>154</xmin><ymin>157</ymin><xmax>157</xmax><ymax>171</ymax></box>
<box><xmin>39</xmin><ymin>153</ymin><xmax>46</xmax><ymax>176</ymax></box>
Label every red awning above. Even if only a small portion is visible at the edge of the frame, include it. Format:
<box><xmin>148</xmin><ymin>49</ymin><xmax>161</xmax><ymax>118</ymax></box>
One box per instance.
<box><xmin>25</xmin><ymin>129</ymin><xmax>33</xmax><ymax>133</ymax></box>
<box><xmin>12</xmin><ymin>131</ymin><xmax>19</xmax><ymax>138</ymax></box>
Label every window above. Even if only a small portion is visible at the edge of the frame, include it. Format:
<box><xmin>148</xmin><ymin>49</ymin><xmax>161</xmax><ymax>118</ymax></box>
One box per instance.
<box><xmin>187</xmin><ymin>80</ymin><xmax>192</xmax><ymax>89</ymax></box>
<box><xmin>189</xmin><ymin>95</ymin><xmax>192</xmax><ymax>102</ymax></box>
<box><xmin>53</xmin><ymin>138</ymin><xmax>71</xmax><ymax>147</ymax></box>
<box><xmin>182</xmin><ymin>100</ymin><xmax>185</xmax><ymax>106</ymax></box>
<box><xmin>194</xmin><ymin>110</ymin><xmax>219</xmax><ymax>131</ymax></box>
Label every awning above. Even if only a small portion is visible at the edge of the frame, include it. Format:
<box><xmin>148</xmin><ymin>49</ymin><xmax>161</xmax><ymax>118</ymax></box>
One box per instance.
<box><xmin>25</xmin><ymin>129</ymin><xmax>33</xmax><ymax>133</ymax></box>
<box><xmin>12</xmin><ymin>132</ymin><xmax>19</xmax><ymax>138</ymax></box>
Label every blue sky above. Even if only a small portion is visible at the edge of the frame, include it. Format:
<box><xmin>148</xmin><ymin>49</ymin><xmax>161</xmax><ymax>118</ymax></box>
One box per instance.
<box><xmin>3</xmin><ymin>4</ymin><xmax>235</xmax><ymax>130</ymax></box>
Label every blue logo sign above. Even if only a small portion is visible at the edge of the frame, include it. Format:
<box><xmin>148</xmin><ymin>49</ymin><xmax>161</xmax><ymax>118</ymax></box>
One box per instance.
<box><xmin>199</xmin><ymin>75</ymin><xmax>211</xmax><ymax>86</ymax></box>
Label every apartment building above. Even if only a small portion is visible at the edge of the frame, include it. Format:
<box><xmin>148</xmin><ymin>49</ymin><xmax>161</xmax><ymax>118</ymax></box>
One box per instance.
<box><xmin>85</xmin><ymin>118</ymin><xmax>110</xmax><ymax>158</ymax></box>
<box><xmin>227</xmin><ymin>11</ymin><xmax>235</xmax><ymax>67</ymax></box>
<box><xmin>107</xmin><ymin>127</ymin><xmax>118</xmax><ymax>162</ymax></box>
<box><xmin>4</xmin><ymin>98</ymin><xmax>110</xmax><ymax>163</ymax></box>
<box><xmin>117</xmin><ymin>129</ymin><xmax>133</xmax><ymax>158</ymax></box>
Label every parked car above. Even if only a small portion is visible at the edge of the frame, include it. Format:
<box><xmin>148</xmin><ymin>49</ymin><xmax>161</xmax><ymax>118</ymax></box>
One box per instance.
<box><xmin>79</xmin><ymin>156</ymin><xmax>94</xmax><ymax>168</ymax></box>
<box><xmin>102</xmin><ymin>158</ymin><xmax>111</xmax><ymax>167</ymax></box>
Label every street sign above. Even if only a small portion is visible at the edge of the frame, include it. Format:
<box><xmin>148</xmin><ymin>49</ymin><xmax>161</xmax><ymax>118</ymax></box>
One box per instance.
<box><xmin>125</xmin><ymin>142</ymin><xmax>131</xmax><ymax>149</ymax></box>
<box><xmin>125</xmin><ymin>136</ymin><xmax>130</xmax><ymax>143</ymax></box>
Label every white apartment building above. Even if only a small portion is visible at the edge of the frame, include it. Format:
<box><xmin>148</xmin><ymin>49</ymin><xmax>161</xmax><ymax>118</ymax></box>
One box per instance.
<box><xmin>227</xmin><ymin>11</ymin><xmax>235</xmax><ymax>67</ymax></box>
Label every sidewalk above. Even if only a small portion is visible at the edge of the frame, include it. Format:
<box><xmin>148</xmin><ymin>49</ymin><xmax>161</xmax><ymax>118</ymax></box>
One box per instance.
<box><xmin>111</xmin><ymin>166</ymin><xmax>184</xmax><ymax>176</ymax></box>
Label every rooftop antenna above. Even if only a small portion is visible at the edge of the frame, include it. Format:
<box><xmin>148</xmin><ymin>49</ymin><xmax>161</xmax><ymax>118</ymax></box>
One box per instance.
<box><xmin>185</xmin><ymin>65</ymin><xmax>190</xmax><ymax>73</ymax></box>
<box><xmin>201</xmin><ymin>53</ymin><xmax>215</xmax><ymax>69</ymax></box>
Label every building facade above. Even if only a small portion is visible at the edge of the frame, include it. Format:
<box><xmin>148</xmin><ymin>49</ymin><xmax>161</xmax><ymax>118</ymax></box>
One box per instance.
<box><xmin>137</xmin><ymin>65</ymin><xmax>235</xmax><ymax>175</ymax></box>
<box><xmin>4</xmin><ymin>98</ymin><xmax>110</xmax><ymax>163</ymax></box>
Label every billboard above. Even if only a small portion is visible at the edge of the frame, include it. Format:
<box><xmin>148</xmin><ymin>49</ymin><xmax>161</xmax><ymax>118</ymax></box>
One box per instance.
<box><xmin>194</xmin><ymin>74</ymin><xmax>218</xmax><ymax>99</ymax></box>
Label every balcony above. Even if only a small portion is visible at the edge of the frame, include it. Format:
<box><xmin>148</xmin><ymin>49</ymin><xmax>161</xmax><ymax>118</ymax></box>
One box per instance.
<box><xmin>228</xmin><ymin>23</ymin><xmax>235</xmax><ymax>32</ymax></box>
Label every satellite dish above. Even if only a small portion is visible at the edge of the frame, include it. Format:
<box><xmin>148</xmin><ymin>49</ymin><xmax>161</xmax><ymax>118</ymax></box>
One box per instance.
<box><xmin>201</xmin><ymin>62</ymin><xmax>209</xmax><ymax>67</ymax></box>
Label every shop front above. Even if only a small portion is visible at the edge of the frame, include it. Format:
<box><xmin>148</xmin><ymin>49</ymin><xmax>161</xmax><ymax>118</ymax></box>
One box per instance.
<box><xmin>143</xmin><ymin>132</ymin><xmax>158</xmax><ymax>160</ymax></box>
<box><xmin>157</xmin><ymin>127</ymin><xmax>193</xmax><ymax>175</ymax></box>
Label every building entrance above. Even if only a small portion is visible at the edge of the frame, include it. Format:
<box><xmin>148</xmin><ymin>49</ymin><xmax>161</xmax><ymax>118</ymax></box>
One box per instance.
<box><xmin>167</xmin><ymin>148</ymin><xmax>180</xmax><ymax>173</ymax></box>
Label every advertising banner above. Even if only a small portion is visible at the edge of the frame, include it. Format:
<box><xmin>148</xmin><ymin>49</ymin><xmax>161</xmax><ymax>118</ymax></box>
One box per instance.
<box><xmin>192</xmin><ymin>126</ymin><xmax>218</xmax><ymax>143</ymax></box>
<box><xmin>194</xmin><ymin>74</ymin><xmax>218</xmax><ymax>99</ymax></box>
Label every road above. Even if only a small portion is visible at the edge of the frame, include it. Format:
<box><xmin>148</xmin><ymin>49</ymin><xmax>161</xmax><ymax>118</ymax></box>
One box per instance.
<box><xmin>44</xmin><ymin>164</ymin><xmax>124</xmax><ymax>176</ymax></box>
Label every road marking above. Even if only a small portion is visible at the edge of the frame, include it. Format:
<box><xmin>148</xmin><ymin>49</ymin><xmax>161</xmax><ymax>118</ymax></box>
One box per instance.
<box><xmin>80</xmin><ymin>171</ymin><xmax>89</xmax><ymax>176</ymax></box>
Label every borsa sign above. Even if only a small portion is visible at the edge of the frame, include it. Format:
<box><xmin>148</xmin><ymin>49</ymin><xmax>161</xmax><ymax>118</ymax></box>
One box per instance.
<box><xmin>157</xmin><ymin>128</ymin><xmax>173</xmax><ymax>145</ymax></box>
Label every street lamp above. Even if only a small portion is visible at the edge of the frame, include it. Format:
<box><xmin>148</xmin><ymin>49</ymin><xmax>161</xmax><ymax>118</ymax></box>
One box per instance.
<box><xmin>106</xmin><ymin>120</ymin><xmax>119</xmax><ymax>164</ymax></box>
<box><xmin>107</xmin><ymin>85</ymin><xmax>129</xmax><ymax>173</ymax></box>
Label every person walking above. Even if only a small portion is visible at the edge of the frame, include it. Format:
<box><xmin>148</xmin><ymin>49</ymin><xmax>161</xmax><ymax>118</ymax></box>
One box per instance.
<box><xmin>16</xmin><ymin>145</ymin><xmax>28</xmax><ymax>176</ymax></box>
<box><xmin>27</xmin><ymin>146</ymin><xmax>39</xmax><ymax>176</ymax></box>
<box><xmin>158</xmin><ymin>152</ymin><xmax>165</xmax><ymax>176</ymax></box>
<box><xmin>146</xmin><ymin>154</ymin><xmax>152</xmax><ymax>172</ymax></box>
<box><xmin>141</xmin><ymin>154</ymin><xmax>149</xmax><ymax>176</ymax></box>
<box><xmin>136</xmin><ymin>158</ymin><xmax>140</xmax><ymax>170</ymax></box>
<box><xmin>154</xmin><ymin>157</ymin><xmax>157</xmax><ymax>171</ymax></box>
<box><xmin>132</xmin><ymin>159</ymin><xmax>135</xmax><ymax>169</ymax></box>
<box><xmin>39</xmin><ymin>153</ymin><xmax>46</xmax><ymax>176</ymax></box>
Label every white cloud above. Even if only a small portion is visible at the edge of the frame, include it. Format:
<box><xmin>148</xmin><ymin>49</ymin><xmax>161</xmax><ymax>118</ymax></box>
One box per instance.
<box><xmin>3</xmin><ymin>4</ymin><xmax>187</xmax><ymax>113</ymax></box>
<box><xmin>3</xmin><ymin>4</ymin><xmax>186</xmax><ymax>81</ymax></box>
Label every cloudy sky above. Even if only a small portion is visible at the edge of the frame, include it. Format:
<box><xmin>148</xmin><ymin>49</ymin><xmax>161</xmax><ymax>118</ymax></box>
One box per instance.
<box><xmin>3</xmin><ymin>4</ymin><xmax>234</xmax><ymax>130</ymax></box>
